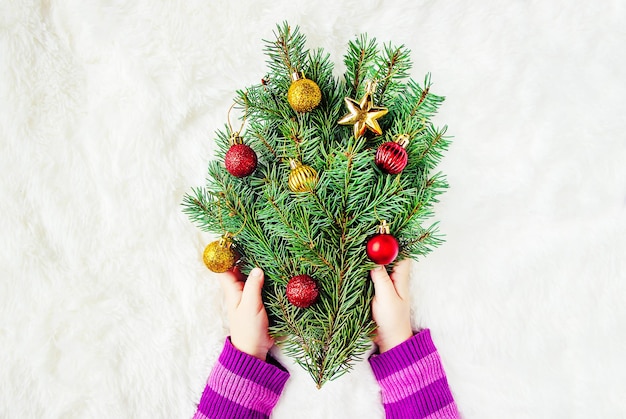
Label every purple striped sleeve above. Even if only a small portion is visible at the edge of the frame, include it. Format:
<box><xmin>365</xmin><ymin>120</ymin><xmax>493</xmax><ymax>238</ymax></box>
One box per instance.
<box><xmin>194</xmin><ymin>338</ymin><xmax>289</xmax><ymax>419</ymax></box>
<box><xmin>369</xmin><ymin>329</ymin><xmax>460</xmax><ymax>419</ymax></box>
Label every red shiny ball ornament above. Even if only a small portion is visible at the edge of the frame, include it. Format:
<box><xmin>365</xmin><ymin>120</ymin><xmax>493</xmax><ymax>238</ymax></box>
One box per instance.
<box><xmin>286</xmin><ymin>274</ymin><xmax>319</xmax><ymax>308</ymax></box>
<box><xmin>225</xmin><ymin>144</ymin><xmax>257</xmax><ymax>177</ymax></box>
<box><xmin>366</xmin><ymin>234</ymin><xmax>399</xmax><ymax>265</ymax></box>
<box><xmin>375</xmin><ymin>141</ymin><xmax>408</xmax><ymax>174</ymax></box>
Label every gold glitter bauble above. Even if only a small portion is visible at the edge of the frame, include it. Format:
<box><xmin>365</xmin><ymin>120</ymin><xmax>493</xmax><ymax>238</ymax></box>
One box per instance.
<box><xmin>288</xmin><ymin>158</ymin><xmax>318</xmax><ymax>192</ymax></box>
<box><xmin>287</xmin><ymin>73</ymin><xmax>321</xmax><ymax>113</ymax></box>
<box><xmin>202</xmin><ymin>236</ymin><xmax>237</xmax><ymax>273</ymax></box>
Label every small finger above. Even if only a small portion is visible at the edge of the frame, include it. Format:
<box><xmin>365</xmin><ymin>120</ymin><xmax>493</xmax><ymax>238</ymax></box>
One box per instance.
<box><xmin>391</xmin><ymin>259</ymin><xmax>412</xmax><ymax>300</ymax></box>
<box><xmin>218</xmin><ymin>270</ymin><xmax>244</xmax><ymax>310</ymax></box>
<box><xmin>370</xmin><ymin>265</ymin><xmax>399</xmax><ymax>301</ymax></box>
<box><xmin>240</xmin><ymin>267</ymin><xmax>265</xmax><ymax>308</ymax></box>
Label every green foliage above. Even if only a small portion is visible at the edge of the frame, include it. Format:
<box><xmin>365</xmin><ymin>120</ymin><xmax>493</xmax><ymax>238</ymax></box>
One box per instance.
<box><xmin>182</xmin><ymin>22</ymin><xmax>450</xmax><ymax>387</ymax></box>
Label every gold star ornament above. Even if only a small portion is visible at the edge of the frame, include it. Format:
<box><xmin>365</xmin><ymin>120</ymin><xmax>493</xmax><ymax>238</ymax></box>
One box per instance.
<box><xmin>338</xmin><ymin>90</ymin><xmax>388</xmax><ymax>138</ymax></box>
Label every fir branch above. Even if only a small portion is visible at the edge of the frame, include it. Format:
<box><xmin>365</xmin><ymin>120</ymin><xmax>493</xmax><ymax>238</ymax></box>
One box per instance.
<box><xmin>374</xmin><ymin>43</ymin><xmax>412</xmax><ymax>102</ymax></box>
<box><xmin>181</xmin><ymin>187</ymin><xmax>218</xmax><ymax>233</ymax></box>
<box><xmin>410</xmin><ymin>74</ymin><xmax>432</xmax><ymax>117</ymax></box>
<box><xmin>264</xmin><ymin>22</ymin><xmax>308</xmax><ymax>76</ymax></box>
<box><xmin>310</xmin><ymin>190</ymin><xmax>339</xmax><ymax>224</ymax></box>
<box><xmin>239</xmin><ymin>87</ymin><xmax>284</xmax><ymax>119</ymax></box>
<box><xmin>416</xmin><ymin>125</ymin><xmax>450</xmax><ymax>169</ymax></box>
<box><xmin>343</xmin><ymin>35</ymin><xmax>378</xmax><ymax>98</ymax></box>
<box><xmin>304</xmin><ymin>48</ymin><xmax>335</xmax><ymax>96</ymax></box>
<box><xmin>264</xmin><ymin>193</ymin><xmax>335</xmax><ymax>272</ymax></box>
<box><xmin>254</xmin><ymin>130</ymin><xmax>279</xmax><ymax>160</ymax></box>
<box><xmin>406</xmin><ymin>75</ymin><xmax>445</xmax><ymax>120</ymax></box>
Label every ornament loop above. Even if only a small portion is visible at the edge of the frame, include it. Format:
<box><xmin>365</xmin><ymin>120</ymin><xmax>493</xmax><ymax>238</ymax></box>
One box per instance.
<box><xmin>227</xmin><ymin>101</ymin><xmax>248</xmax><ymax>139</ymax></box>
<box><xmin>218</xmin><ymin>232</ymin><xmax>233</xmax><ymax>248</ymax></box>
<box><xmin>229</xmin><ymin>132</ymin><xmax>244</xmax><ymax>145</ymax></box>
<box><xmin>290</xmin><ymin>71</ymin><xmax>304</xmax><ymax>82</ymax></box>
<box><xmin>289</xmin><ymin>158</ymin><xmax>300</xmax><ymax>170</ymax></box>
<box><xmin>377</xmin><ymin>220</ymin><xmax>390</xmax><ymax>235</ymax></box>
<box><xmin>394</xmin><ymin>134</ymin><xmax>410</xmax><ymax>148</ymax></box>
<box><xmin>364</xmin><ymin>79</ymin><xmax>377</xmax><ymax>94</ymax></box>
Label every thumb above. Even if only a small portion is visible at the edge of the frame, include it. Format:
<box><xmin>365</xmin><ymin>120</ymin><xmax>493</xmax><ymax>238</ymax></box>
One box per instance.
<box><xmin>240</xmin><ymin>267</ymin><xmax>265</xmax><ymax>307</ymax></box>
<box><xmin>370</xmin><ymin>265</ymin><xmax>398</xmax><ymax>301</ymax></box>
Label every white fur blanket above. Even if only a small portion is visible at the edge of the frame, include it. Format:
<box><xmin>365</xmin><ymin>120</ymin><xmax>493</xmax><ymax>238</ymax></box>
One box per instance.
<box><xmin>1</xmin><ymin>1</ymin><xmax>625</xmax><ymax>418</ymax></box>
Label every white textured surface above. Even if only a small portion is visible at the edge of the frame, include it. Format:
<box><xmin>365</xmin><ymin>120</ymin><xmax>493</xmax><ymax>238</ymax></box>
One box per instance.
<box><xmin>1</xmin><ymin>1</ymin><xmax>625</xmax><ymax>418</ymax></box>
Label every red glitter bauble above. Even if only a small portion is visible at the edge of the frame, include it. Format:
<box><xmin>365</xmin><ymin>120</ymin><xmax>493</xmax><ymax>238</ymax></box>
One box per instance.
<box><xmin>375</xmin><ymin>141</ymin><xmax>408</xmax><ymax>174</ymax></box>
<box><xmin>286</xmin><ymin>274</ymin><xmax>319</xmax><ymax>308</ymax></box>
<box><xmin>225</xmin><ymin>144</ymin><xmax>257</xmax><ymax>177</ymax></box>
<box><xmin>366</xmin><ymin>234</ymin><xmax>399</xmax><ymax>265</ymax></box>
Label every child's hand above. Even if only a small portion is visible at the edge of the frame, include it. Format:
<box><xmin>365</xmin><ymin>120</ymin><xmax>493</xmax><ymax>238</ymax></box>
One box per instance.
<box><xmin>219</xmin><ymin>267</ymin><xmax>274</xmax><ymax>361</ymax></box>
<box><xmin>370</xmin><ymin>259</ymin><xmax>414</xmax><ymax>353</ymax></box>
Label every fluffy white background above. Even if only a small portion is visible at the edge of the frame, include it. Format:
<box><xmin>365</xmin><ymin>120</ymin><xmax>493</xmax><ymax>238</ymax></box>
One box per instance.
<box><xmin>1</xmin><ymin>0</ymin><xmax>625</xmax><ymax>418</ymax></box>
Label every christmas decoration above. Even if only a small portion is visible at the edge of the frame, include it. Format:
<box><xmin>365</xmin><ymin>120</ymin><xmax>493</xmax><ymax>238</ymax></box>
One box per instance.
<box><xmin>286</xmin><ymin>274</ymin><xmax>319</xmax><ymax>308</ymax></box>
<box><xmin>287</xmin><ymin>72</ymin><xmax>322</xmax><ymax>113</ymax></box>
<box><xmin>338</xmin><ymin>81</ymin><xmax>388</xmax><ymax>138</ymax></box>
<box><xmin>203</xmin><ymin>234</ymin><xmax>237</xmax><ymax>273</ymax></box>
<box><xmin>288</xmin><ymin>158</ymin><xmax>318</xmax><ymax>192</ymax></box>
<box><xmin>375</xmin><ymin>134</ymin><xmax>410</xmax><ymax>174</ymax></box>
<box><xmin>183</xmin><ymin>23</ymin><xmax>450</xmax><ymax>387</ymax></box>
<box><xmin>366</xmin><ymin>221</ymin><xmax>400</xmax><ymax>265</ymax></box>
<box><xmin>224</xmin><ymin>134</ymin><xmax>257</xmax><ymax>178</ymax></box>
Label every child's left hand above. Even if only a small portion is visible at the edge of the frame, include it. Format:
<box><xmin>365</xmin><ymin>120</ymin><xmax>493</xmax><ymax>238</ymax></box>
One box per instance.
<box><xmin>218</xmin><ymin>267</ymin><xmax>274</xmax><ymax>361</ymax></box>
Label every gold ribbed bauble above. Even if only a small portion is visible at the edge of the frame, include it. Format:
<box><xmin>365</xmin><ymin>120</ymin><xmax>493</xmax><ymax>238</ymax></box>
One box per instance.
<box><xmin>287</xmin><ymin>72</ymin><xmax>321</xmax><ymax>113</ymax></box>
<box><xmin>202</xmin><ymin>234</ymin><xmax>237</xmax><ymax>273</ymax></box>
<box><xmin>288</xmin><ymin>158</ymin><xmax>318</xmax><ymax>192</ymax></box>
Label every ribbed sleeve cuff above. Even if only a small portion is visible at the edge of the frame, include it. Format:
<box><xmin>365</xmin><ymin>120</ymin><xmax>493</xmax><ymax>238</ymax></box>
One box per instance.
<box><xmin>369</xmin><ymin>329</ymin><xmax>459</xmax><ymax>419</ymax></box>
<box><xmin>369</xmin><ymin>329</ymin><xmax>438</xmax><ymax>379</ymax></box>
<box><xmin>195</xmin><ymin>338</ymin><xmax>290</xmax><ymax>419</ymax></box>
<box><xmin>219</xmin><ymin>338</ymin><xmax>289</xmax><ymax>394</ymax></box>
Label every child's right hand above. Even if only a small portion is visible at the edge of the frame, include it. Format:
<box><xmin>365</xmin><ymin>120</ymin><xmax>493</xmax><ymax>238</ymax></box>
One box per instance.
<box><xmin>219</xmin><ymin>267</ymin><xmax>274</xmax><ymax>361</ymax></box>
<box><xmin>370</xmin><ymin>259</ymin><xmax>414</xmax><ymax>353</ymax></box>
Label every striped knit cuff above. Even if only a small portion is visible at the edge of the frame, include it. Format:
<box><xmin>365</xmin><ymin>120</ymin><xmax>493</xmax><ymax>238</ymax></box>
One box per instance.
<box><xmin>195</xmin><ymin>338</ymin><xmax>290</xmax><ymax>419</ymax></box>
<box><xmin>369</xmin><ymin>329</ymin><xmax>459</xmax><ymax>419</ymax></box>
